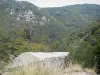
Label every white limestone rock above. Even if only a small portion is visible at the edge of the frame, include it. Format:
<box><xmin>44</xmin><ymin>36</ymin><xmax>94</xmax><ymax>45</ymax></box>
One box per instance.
<box><xmin>11</xmin><ymin>52</ymin><xmax>70</xmax><ymax>68</ymax></box>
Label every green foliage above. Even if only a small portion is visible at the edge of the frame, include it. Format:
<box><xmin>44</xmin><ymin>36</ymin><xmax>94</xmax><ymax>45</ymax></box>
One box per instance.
<box><xmin>0</xmin><ymin>0</ymin><xmax>100</xmax><ymax>70</ymax></box>
<box><xmin>43</xmin><ymin>4</ymin><xmax>100</xmax><ymax>32</ymax></box>
<box><xmin>67</xmin><ymin>21</ymin><xmax>100</xmax><ymax>68</ymax></box>
<box><xmin>67</xmin><ymin>40</ymin><xmax>96</xmax><ymax>67</ymax></box>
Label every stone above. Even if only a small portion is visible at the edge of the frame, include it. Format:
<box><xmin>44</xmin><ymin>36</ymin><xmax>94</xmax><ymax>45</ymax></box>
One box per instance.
<box><xmin>0</xmin><ymin>72</ymin><xmax>2</xmax><ymax>75</ymax></box>
<box><xmin>11</xmin><ymin>52</ymin><xmax>69</xmax><ymax>68</ymax></box>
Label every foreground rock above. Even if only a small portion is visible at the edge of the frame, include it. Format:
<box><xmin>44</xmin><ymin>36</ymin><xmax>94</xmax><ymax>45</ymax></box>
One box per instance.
<box><xmin>11</xmin><ymin>52</ymin><xmax>69</xmax><ymax>68</ymax></box>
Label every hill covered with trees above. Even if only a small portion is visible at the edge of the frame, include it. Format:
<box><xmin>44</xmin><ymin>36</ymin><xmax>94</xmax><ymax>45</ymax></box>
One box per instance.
<box><xmin>43</xmin><ymin>4</ymin><xmax>100</xmax><ymax>32</ymax></box>
<box><xmin>0</xmin><ymin>0</ymin><xmax>100</xmax><ymax>71</ymax></box>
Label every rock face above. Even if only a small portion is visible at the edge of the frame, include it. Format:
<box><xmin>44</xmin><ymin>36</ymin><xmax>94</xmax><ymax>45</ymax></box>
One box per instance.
<box><xmin>11</xmin><ymin>52</ymin><xmax>69</xmax><ymax>68</ymax></box>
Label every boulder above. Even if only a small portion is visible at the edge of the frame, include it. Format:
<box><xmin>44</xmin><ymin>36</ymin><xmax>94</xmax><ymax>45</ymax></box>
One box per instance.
<box><xmin>11</xmin><ymin>52</ymin><xmax>69</xmax><ymax>68</ymax></box>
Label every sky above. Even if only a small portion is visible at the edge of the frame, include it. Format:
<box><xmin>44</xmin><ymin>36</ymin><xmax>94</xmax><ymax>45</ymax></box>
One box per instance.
<box><xmin>18</xmin><ymin>0</ymin><xmax>100</xmax><ymax>8</ymax></box>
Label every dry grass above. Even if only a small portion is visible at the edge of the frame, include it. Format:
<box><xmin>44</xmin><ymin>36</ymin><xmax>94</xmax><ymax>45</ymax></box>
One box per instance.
<box><xmin>2</xmin><ymin>62</ymin><xmax>96</xmax><ymax>75</ymax></box>
<box><xmin>64</xmin><ymin>63</ymin><xmax>83</xmax><ymax>74</ymax></box>
<box><xmin>3</xmin><ymin>64</ymin><xmax>61</xmax><ymax>75</ymax></box>
<box><xmin>63</xmin><ymin>62</ymin><xmax>96</xmax><ymax>75</ymax></box>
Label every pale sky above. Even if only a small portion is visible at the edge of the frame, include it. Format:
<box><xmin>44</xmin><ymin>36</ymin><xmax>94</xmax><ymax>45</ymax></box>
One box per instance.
<box><xmin>18</xmin><ymin>0</ymin><xmax>100</xmax><ymax>7</ymax></box>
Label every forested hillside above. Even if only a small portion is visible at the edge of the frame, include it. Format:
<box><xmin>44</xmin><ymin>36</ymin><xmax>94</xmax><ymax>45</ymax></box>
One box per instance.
<box><xmin>0</xmin><ymin>0</ymin><xmax>66</xmax><ymax>61</ymax></box>
<box><xmin>0</xmin><ymin>0</ymin><xmax>100</xmax><ymax>70</ymax></box>
<box><xmin>43</xmin><ymin>4</ymin><xmax>100</xmax><ymax>32</ymax></box>
<box><xmin>66</xmin><ymin>21</ymin><xmax>100</xmax><ymax>68</ymax></box>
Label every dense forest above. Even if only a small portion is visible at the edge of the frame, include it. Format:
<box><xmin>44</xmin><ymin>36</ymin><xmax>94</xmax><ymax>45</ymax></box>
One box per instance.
<box><xmin>0</xmin><ymin>0</ymin><xmax>100</xmax><ymax>71</ymax></box>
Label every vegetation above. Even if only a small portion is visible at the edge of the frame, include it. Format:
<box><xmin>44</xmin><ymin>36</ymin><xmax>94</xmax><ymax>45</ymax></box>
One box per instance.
<box><xmin>0</xmin><ymin>0</ymin><xmax>100</xmax><ymax>73</ymax></box>
<box><xmin>43</xmin><ymin>4</ymin><xmax>100</xmax><ymax>32</ymax></box>
<box><xmin>2</xmin><ymin>62</ymin><xmax>96</xmax><ymax>75</ymax></box>
<box><xmin>3</xmin><ymin>65</ymin><xmax>58</xmax><ymax>75</ymax></box>
<box><xmin>66</xmin><ymin>21</ymin><xmax>100</xmax><ymax>68</ymax></box>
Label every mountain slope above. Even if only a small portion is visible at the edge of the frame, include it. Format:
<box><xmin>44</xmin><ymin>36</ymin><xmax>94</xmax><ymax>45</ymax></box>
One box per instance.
<box><xmin>0</xmin><ymin>0</ymin><xmax>68</xmax><ymax>42</ymax></box>
<box><xmin>0</xmin><ymin>0</ymin><xmax>100</xmax><ymax>70</ymax></box>
<box><xmin>66</xmin><ymin>20</ymin><xmax>100</xmax><ymax>67</ymax></box>
<box><xmin>0</xmin><ymin>0</ymin><xmax>67</xmax><ymax>64</ymax></box>
<box><xmin>43</xmin><ymin>4</ymin><xmax>100</xmax><ymax>29</ymax></box>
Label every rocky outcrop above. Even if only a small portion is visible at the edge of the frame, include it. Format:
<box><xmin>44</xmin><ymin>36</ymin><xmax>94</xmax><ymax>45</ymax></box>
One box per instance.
<box><xmin>11</xmin><ymin>52</ymin><xmax>69</xmax><ymax>68</ymax></box>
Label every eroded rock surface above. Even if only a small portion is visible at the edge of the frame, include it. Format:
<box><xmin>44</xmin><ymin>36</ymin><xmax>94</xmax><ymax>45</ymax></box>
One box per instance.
<box><xmin>11</xmin><ymin>52</ymin><xmax>69</xmax><ymax>68</ymax></box>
